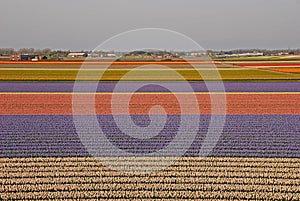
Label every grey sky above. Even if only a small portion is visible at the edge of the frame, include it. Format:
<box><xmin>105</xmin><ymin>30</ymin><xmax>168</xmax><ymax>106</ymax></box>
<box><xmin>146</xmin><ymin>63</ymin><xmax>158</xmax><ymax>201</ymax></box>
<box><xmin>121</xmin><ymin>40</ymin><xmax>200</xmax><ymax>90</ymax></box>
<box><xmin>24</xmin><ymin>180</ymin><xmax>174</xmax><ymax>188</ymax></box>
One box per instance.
<box><xmin>0</xmin><ymin>0</ymin><xmax>299</xmax><ymax>51</ymax></box>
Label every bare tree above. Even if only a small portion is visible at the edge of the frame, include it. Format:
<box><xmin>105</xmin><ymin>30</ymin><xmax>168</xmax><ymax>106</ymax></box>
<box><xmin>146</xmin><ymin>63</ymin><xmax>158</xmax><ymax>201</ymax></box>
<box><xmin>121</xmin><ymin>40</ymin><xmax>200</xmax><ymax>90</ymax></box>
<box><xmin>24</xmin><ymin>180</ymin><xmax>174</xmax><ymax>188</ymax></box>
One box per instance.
<box><xmin>18</xmin><ymin>48</ymin><xmax>36</xmax><ymax>54</ymax></box>
<box><xmin>35</xmin><ymin>49</ymin><xmax>42</xmax><ymax>55</ymax></box>
<box><xmin>0</xmin><ymin>48</ymin><xmax>16</xmax><ymax>55</ymax></box>
<box><xmin>42</xmin><ymin>48</ymin><xmax>52</xmax><ymax>55</ymax></box>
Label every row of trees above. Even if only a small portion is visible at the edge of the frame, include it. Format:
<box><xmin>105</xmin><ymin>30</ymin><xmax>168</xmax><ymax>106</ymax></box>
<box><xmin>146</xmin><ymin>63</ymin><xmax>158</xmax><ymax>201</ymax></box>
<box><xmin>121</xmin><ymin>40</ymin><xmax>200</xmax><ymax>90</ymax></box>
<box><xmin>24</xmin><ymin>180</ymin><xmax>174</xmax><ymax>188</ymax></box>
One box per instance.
<box><xmin>0</xmin><ymin>48</ymin><xmax>71</xmax><ymax>56</ymax></box>
<box><xmin>212</xmin><ymin>49</ymin><xmax>300</xmax><ymax>56</ymax></box>
<box><xmin>0</xmin><ymin>48</ymin><xmax>74</xmax><ymax>60</ymax></box>
<box><xmin>1</xmin><ymin>48</ymin><xmax>300</xmax><ymax>57</ymax></box>
<box><xmin>0</xmin><ymin>48</ymin><xmax>53</xmax><ymax>56</ymax></box>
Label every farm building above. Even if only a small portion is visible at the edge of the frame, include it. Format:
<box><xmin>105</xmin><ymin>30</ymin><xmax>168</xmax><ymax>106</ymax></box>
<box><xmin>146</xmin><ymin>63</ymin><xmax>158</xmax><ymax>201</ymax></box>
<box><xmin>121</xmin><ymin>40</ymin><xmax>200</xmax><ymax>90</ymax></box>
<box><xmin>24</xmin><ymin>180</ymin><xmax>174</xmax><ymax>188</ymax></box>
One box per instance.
<box><xmin>10</xmin><ymin>54</ymin><xmax>40</xmax><ymax>61</ymax></box>
<box><xmin>67</xmin><ymin>52</ymin><xmax>88</xmax><ymax>58</ymax></box>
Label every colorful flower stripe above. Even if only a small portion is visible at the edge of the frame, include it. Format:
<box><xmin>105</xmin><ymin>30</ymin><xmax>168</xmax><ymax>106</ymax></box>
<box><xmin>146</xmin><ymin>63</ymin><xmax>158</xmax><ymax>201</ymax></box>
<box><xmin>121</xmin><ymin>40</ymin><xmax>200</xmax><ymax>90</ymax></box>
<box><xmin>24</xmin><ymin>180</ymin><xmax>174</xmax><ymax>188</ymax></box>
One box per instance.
<box><xmin>270</xmin><ymin>68</ymin><xmax>300</xmax><ymax>73</ymax></box>
<box><xmin>0</xmin><ymin>115</ymin><xmax>299</xmax><ymax>158</ymax></box>
<box><xmin>237</xmin><ymin>63</ymin><xmax>300</xmax><ymax>67</ymax></box>
<box><xmin>0</xmin><ymin>61</ymin><xmax>220</xmax><ymax>65</ymax></box>
<box><xmin>0</xmin><ymin>82</ymin><xmax>299</xmax><ymax>92</ymax></box>
<box><xmin>0</xmin><ymin>93</ymin><xmax>299</xmax><ymax>115</ymax></box>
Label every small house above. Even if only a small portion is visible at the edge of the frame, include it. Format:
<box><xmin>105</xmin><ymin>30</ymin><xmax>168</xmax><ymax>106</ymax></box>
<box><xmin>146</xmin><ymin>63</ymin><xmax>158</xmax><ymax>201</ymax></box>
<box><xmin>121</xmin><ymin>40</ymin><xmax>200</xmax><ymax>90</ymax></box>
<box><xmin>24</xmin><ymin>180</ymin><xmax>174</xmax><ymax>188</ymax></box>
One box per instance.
<box><xmin>67</xmin><ymin>53</ymin><xmax>88</xmax><ymax>58</ymax></box>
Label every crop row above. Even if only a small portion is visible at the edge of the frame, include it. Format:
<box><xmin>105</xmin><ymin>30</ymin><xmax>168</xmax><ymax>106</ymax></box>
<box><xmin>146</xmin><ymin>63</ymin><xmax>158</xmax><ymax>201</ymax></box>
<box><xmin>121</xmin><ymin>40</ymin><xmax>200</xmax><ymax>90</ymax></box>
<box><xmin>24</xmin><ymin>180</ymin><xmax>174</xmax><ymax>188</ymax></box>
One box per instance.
<box><xmin>2</xmin><ymin>159</ymin><xmax>299</xmax><ymax>169</ymax></box>
<box><xmin>2</xmin><ymin>157</ymin><xmax>299</xmax><ymax>171</ymax></box>
<box><xmin>0</xmin><ymin>93</ymin><xmax>300</xmax><ymax>114</ymax></box>
<box><xmin>0</xmin><ymin>82</ymin><xmax>299</xmax><ymax>92</ymax></box>
<box><xmin>2</xmin><ymin>174</ymin><xmax>299</xmax><ymax>186</ymax></box>
<box><xmin>1</xmin><ymin>156</ymin><xmax>298</xmax><ymax>163</ymax></box>
<box><xmin>2</xmin><ymin>190</ymin><xmax>298</xmax><ymax>200</ymax></box>
<box><xmin>2</xmin><ymin>182</ymin><xmax>299</xmax><ymax>194</ymax></box>
<box><xmin>0</xmin><ymin>68</ymin><xmax>299</xmax><ymax>81</ymax></box>
<box><xmin>236</xmin><ymin>63</ymin><xmax>300</xmax><ymax>67</ymax></box>
<box><xmin>269</xmin><ymin>68</ymin><xmax>300</xmax><ymax>73</ymax></box>
<box><xmin>2</xmin><ymin>166</ymin><xmax>299</xmax><ymax>180</ymax></box>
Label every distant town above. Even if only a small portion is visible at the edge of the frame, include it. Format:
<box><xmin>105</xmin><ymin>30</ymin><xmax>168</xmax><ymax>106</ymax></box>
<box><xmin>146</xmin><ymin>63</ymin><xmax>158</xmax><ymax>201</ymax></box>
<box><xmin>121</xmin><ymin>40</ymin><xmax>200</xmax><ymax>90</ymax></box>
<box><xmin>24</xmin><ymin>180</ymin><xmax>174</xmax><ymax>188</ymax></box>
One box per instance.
<box><xmin>0</xmin><ymin>48</ymin><xmax>299</xmax><ymax>62</ymax></box>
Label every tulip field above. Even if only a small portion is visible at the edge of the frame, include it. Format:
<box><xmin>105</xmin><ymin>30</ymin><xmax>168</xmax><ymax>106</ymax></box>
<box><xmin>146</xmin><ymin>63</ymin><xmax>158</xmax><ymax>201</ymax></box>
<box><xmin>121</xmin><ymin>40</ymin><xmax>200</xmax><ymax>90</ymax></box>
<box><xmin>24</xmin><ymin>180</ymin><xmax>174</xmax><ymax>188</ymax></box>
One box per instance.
<box><xmin>0</xmin><ymin>61</ymin><xmax>299</xmax><ymax>200</ymax></box>
<box><xmin>1</xmin><ymin>157</ymin><xmax>299</xmax><ymax>200</ymax></box>
<box><xmin>1</xmin><ymin>114</ymin><xmax>299</xmax><ymax>158</ymax></box>
<box><xmin>0</xmin><ymin>68</ymin><xmax>299</xmax><ymax>81</ymax></box>
<box><xmin>0</xmin><ymin>81</ymin><xmax>300</xmax><ymax>92</ymax></box>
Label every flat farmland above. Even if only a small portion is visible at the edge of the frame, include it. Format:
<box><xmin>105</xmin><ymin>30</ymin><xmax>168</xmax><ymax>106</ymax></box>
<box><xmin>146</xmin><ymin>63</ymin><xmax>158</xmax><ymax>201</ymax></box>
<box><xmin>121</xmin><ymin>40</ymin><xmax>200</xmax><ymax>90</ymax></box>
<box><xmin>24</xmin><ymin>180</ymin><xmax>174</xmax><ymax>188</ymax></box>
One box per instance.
<box><xmin>235</xmin><ymin>62</ymin><xmax>300</xmax><ymax>68</ymax></box>
<box><xmin>0</xmin><ymin>82</ymin><xmax>299</xmax><ymax>92</ymax></box>
<box><xmin>0</xmin><ymin>61</ymin><xmax>232</xmax><ymax>70</ymax></box>
<box><xmin>1</xmin><ymin>157</ymin><xmax>299</xmax><ymax>200</ymax></box>
<box><xmin>0</xmin><ymin>93</ymin><xmax>299</xmax><ymax>114</ymax></box>
<box><xmin>0</xmin><ymin>61</ymin><xmax>299</xmax><ymax>81</ymax></box>
<box><xmin>269</xmin><ymin>67</ymin><xmax>300</xmax><ymax>73</ymax></box>
<box><xmin>1</xmin><ymin>114</ymin><xmax>299</xmax><ymax>158</ymax></box>
<box><xmin>0</xmin><ymin>68</ymin><xmax>299</xmax><ymax>81</ymax></box>
<box><xmin>1</xmin><ymin>61</ymin><xmax>299</xmax><ymax>200</ymax></box>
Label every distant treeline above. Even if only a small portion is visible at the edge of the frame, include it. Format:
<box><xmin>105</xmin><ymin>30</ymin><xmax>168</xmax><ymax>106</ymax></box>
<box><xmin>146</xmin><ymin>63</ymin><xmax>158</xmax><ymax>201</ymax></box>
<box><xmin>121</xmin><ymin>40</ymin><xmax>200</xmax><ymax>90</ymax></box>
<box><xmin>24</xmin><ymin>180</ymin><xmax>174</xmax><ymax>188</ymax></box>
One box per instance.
<box><xmin>216</xmin><ymin>49</ymin><xmax>300</xmax><ymax>56</ymax></box>
<box><xmin>0</xmin><ymin>48</ymin><xmax>53</xmax><ymax>56</ymax></box>
<box><xmin>0</xmin><ymin>48</ymin><xmax>114</xmax><ymax>56</ymax></box>
<box><xmin>0</xmin><ymin>48</ymin><xmax>299</xmax><ymax>57</ymax></box>
<box><xmin>0</xmin><ymin>48</ymin><xmax>70</xmax><ymax>60</ymax></box>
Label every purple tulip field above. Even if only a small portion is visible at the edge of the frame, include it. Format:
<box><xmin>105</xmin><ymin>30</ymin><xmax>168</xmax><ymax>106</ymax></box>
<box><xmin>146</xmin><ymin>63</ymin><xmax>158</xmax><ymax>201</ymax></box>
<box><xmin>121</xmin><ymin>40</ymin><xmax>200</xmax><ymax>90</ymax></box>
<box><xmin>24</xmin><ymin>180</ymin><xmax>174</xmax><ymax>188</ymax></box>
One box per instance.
<box><xmin>1</xmin><ymin>115</ymin><xmax>299</xmax><ymax>158</ymax></box>
<box><xmin>0</xmin><ymin>81</ymin><xmax>299</xmax><ymax>92</ymax></box>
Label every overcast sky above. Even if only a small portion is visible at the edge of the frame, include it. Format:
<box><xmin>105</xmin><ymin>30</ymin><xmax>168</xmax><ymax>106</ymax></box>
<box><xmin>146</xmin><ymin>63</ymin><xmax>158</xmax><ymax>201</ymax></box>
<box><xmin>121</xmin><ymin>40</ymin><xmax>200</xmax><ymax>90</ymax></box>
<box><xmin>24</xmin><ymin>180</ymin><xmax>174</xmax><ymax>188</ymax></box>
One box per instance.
<box><xmin>1</xmin><ymin>0</ymin><xmax>299</xmax><ymax>51</ymax></box>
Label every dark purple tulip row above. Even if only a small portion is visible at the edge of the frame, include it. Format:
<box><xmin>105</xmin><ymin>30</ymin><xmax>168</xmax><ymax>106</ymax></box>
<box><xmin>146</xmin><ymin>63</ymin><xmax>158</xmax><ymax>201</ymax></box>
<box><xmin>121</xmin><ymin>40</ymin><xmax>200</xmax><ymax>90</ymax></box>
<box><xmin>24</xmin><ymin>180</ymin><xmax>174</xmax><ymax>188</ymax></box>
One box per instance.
<box><xmin>0</xmin><ymin>82</ymin><xmax>299</xmax><ymax>92</ymax></box>
<box><xmin>0</xmin><ymin>115</ymin><xmax>299</xmax><ymax>158</ymax></box>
